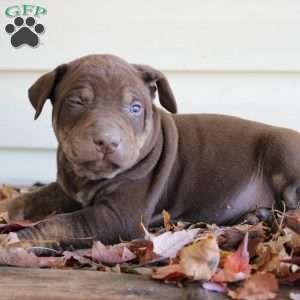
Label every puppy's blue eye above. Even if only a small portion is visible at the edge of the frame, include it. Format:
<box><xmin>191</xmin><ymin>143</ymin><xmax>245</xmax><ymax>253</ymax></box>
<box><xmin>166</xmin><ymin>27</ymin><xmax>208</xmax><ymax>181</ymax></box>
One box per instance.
<box><xmin>129</xmin><ymin>102</ymin><xmax>143</xmax><ymax>115</ymax></box>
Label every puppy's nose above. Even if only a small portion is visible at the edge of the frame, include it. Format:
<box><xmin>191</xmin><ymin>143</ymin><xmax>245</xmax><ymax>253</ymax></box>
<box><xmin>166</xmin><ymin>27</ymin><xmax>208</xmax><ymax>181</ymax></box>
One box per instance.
<box><xmin>94</xmin><ymin>134</ymin><xmax>120</xmax><ymax>154</ymax></box>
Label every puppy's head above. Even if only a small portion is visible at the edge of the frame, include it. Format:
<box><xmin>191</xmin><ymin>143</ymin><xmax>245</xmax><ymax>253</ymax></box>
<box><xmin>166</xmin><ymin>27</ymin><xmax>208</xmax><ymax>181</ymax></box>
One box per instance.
<box><xmin>28</xmin><ymin>54</ymin><xmax>177</xmax><ymax>180</ymax></box>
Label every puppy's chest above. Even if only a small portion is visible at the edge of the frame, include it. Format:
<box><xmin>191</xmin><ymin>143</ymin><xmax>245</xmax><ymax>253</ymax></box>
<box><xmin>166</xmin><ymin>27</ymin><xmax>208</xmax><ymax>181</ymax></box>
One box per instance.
<box><xmin>72</xmin><ymin>180</ymin><xmax>124</xmax><ymax>206</ymax></box>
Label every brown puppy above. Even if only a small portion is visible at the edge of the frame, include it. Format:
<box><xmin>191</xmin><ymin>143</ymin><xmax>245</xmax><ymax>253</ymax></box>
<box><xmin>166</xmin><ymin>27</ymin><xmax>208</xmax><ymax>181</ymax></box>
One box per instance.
<box><xmin>5</xmin><ymin>54</ymin><xmax>300</xmax><ymax>246</ymax></box>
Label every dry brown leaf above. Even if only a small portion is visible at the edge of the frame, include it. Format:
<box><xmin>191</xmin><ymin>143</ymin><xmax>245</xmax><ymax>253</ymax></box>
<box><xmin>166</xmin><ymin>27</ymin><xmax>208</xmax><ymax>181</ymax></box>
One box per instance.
<box><xmin>92</xmin><ymin>241</ymin><xmax>136</xmax><ymax>265</ymax></box>
<box><xmin>253</xmin><ymin>233</ymin><xmax>291</xmax><ymax>275</ymax></box>
<box><xmin>286</xmin><ymin>210</ymin><xmax>300</xmax><ymax>234</ymax></box>
<box><xmin>163</xmin><ymin>210</ymin><xmax>174</xmax><ymax>231</ymax></box>
<box><xmin>0</xmin><ymin>234</ymin><xmax>98</xmax><ymax>269</ymax></box>
<box><xmin>247</xmin><ymin>223</ymin><xmax>269</xmax><ymax>258</ymax></box>
<box><xmin>0</xmin><ymin>247</ymin><xmax>41</xmax><ymax>267</ymax></box>
<box><xmin>228</xmin><ymin>272</ymin><xmax>278</xmax><ymax>300</ymax></box>
<box><xmin>179</xmin><ymin>233</ymin><xmax>220</xmax><ymax>280</ymax></box>
<box><xmin>0</xmin><ymin>232</ymin><xmax>20</xmax><ymax>245</ymax></box>
<box><xmin>0</xmin><ymin>245</ymin><xmax>69</xmax><ymax>268</ymax></box>
<box><xmin>0</xmin><ymin>185</ymin><xmax>20</xmax><ymax>201</ymax></box>
<box><xmin>0</xmin><ymin>233</ymin><xmax>65</xmax><ymax>268</ymax></box>
<box><xmin>127</xmin><ymin>239</ymin><xmax>155</xmax><ymax>264</ymax></box>
<box><xmin>62</xmin><ymin>250</ymin><xmax>98</xmax><ymax>268</ymax></box>
<box><xmin>0</xmin><ymin>212</ymin><xmax>8</xmax><ymax>224</ymax></box>
<box><xmin>217</xmin><ymin>227</ymin><xmax>244</xmax><ymax>250</ymax></box>
<box><xmin>283</xmin><ymin>227</ymin><xmax>300</xmax><ymax>253</ymax></box>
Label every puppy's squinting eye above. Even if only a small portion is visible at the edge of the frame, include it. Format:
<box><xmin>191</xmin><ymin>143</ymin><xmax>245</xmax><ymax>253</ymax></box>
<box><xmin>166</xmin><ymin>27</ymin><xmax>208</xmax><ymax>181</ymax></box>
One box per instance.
<box><xmin>129</xmin><ymin>101</ymin><xmax>143</xmax><ymax>115</ymax></box>
<box><xmin>68</xmin><ymin>97</ymin><xmax>84</xmax><ymax>107</ymax></box>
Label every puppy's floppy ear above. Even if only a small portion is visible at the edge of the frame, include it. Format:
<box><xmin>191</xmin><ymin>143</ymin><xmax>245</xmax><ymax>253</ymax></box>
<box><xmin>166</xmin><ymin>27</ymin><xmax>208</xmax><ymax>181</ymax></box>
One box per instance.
<box><xmin>28</xmin><ymin>64</ymin><xmax>67</xmax><ymax>120</ymax></box>
<box><xmin>133</xmin><ymin>64</ymin><xmax>177</xmax><ymax>114</ymax></box>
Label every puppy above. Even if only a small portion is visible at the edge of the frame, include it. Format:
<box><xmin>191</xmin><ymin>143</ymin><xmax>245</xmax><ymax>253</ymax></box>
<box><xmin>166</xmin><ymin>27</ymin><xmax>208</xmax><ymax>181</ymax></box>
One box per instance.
<box><xmin>4</xmin><ymin>54</ymin><xmax>300</xmax><ymax>246</ymax></box>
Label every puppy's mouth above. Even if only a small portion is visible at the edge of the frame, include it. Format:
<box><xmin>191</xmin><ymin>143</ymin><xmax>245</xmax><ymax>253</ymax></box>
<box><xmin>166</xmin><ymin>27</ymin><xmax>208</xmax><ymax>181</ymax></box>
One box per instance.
<box><xmin>70</xmin><ymin>159</ymin><xmax>120</xmax><ymax>180</ymax></box>
<box><xmin>63</xmin><ymin>141</ymin><xmax>138</xmax><ymax>180</ymax></box>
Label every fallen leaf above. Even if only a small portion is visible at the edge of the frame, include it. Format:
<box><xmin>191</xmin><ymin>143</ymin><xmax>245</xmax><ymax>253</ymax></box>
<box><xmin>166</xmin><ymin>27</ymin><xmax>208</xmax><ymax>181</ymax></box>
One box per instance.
<box><xmin>253</xmin><ymin>233</ymin><xmax>291</xmax><ymax>275</ymax></box>
<box><xmin>278</xmin><ymin>271</ymin><xmax>300</xmax><ymax>285</ymax></box>
<box><xmin>290</xmin><ymin>292</ymin><xmax>300</xmax><ymax>300</ymax></box>
<box><xmin>0</xmin><ymin>185</ymin><xmax>20</xmax><ymax>201</ymax></box>
<box><xmin>286</xmin><ymin>210</ymin><xmax>300</xmax><ymax>234</ymax></box>
<box><xmin>247</xmin><ymin>223</ymin><xmax>269</xmax><ymax>258</ymax></box>
<box><xmin>0</xmin><ymin>212</ymin><xmax>9</xmax><ymax>224</ymax></box>
<box><xmin>0</xmin><ymin>219</ymin><xmax>40</xmax><ymax>234</ymax></box>
<box><xmin>202</xmin><ymin>281</ymin><xmax>227</xmax><ymax>293</ymax></box>
<box><xmin>228</xmin><ymin>272</ymin><xmax>278</xmax><ymax>300</ymax></box>
<box><xmin>283</xmin><ymin>227</ymin><xmax>300</xmax><ymax>255</ymax></box>
<box><xmin>152</xmin><ymin>264</ymin><xmax>184</xmax><ymax>281</ymax></box>
<box><xmin>146</xmin><ymin>228</ymin><xmax>199</xmax><ymax>259</ymax></box>
<box><xmin>0</xmin><ymin>232</ymin><xmax>20</xmax><ymax>246</ymax></box>
<box><xmin>62</xmin><ymin>250</ymin><xmax>98</xmax><ymax>268</ymax></box>
<box><xmin>219</xmin><ymin>250</ymin><xmax>233</xmax><ymax>268</ymax></box>
<box><xmin>217</xmin><ymin>223</ymin><xmax>267</xmax><ymax>257</ymax></box>
<box><xmin>217</xmin><ymin>227</ymin><xmax>244</xmax><ymax>250</ymax></box>
<box><xmin>213</xmin><ymin>233</ymin><xmax>250</xmax><ymax>282</ymax></box>
<box><xmin>0</xmin><ymin>236</ymin><xmax>100</xmax><ymax>269</ymax></box>
<box><xmin>163</xmin><ymin>210</ymin><xmax>174</xmax><ymax>231</ymax></box>
<box><xmin>283</xmin><ymin>257</ymin><xmax>300</xmax><ymax>266</ymax></box>
<box><xmin>127</xmin><ymin>239</ymin><xmax>155</xmax><ymax>265</ymax></box>
<box><xmin>0</xmin><ymin>245</ymin><xmax>69</xmax><ymax>268</ymax></box>
<box><xmin>0</xmin><ymin>247</ymin><xmax>41</xmax><ymax>267</ymax></box>
<box><xmin>180</xmin><ymin>233</ymin><xmax>220</xmax><ymax>280</ymax></box>
<box><xmin>91</xmin><ymin>241</ymin><xmax>136</xmax><ymax>265</ymax></box>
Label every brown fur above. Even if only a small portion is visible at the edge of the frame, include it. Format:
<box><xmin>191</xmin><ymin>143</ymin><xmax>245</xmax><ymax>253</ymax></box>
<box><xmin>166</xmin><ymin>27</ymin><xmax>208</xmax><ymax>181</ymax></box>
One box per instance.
<box><xmin>5</xmin><ymin>54</ymin><xmax>300</xmax><ymax>247</ymax></box>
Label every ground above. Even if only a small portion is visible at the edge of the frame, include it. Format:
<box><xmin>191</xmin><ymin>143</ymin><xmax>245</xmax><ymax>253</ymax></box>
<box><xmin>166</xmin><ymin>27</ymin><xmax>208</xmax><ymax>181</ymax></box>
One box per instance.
<box><xmin>0</xmin><ymin>267</ymin><xmax>298</xmax><ymax>300</ymax></box>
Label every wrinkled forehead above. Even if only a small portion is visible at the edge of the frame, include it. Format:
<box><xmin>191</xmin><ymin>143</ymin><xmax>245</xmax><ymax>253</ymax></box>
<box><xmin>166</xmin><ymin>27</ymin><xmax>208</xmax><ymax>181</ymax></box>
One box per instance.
<box><xmin>55</xmin><ymin>56</ymin><xmax>145</xmax><ymax>100</ymax></box>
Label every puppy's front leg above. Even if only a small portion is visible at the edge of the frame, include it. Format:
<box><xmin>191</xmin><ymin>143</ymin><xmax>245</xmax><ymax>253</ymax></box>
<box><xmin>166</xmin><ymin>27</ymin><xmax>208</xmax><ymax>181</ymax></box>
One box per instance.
<box><xmin>5</xmin><ymin>182</ymin><xmax>81</xmax><ymax>221</ymax></box>
<box><xmin>16</xmin><ymin>202</ymin><xmax>145</xmax><ymax>249</ymax></box>
<box><xmin>10</xmin><ymin>177</ymin><xmax>158</xmax><ymax>249</ymax></box>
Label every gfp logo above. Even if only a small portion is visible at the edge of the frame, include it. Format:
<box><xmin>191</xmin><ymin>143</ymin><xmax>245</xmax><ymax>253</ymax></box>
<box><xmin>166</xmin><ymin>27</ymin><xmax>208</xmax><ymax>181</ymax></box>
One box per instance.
<box><xmin>4</xmin><ymin>5</ymin><xmax>47</xmax><ymax>48</ymax></box>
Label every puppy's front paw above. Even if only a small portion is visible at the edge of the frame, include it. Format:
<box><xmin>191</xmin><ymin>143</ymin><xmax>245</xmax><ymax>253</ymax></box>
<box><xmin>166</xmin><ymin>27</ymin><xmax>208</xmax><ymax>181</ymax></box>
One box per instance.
<box><xmin>7</xmin><ymin>194</ymin><xmax>30</xmax><ymax>220</ymax></box>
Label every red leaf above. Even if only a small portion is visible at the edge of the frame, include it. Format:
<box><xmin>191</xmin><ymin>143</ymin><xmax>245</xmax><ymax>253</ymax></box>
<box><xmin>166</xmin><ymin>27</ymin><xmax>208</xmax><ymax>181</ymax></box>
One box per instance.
<box><xmin>213</xmin><ymin>233</ymin><xmax>250</xmax><ymax>282</ymax></box>
<box><xmin>152</xmin><ymin>264</ymin><xmax>184</xmax><ymax>281</ymax></box>
<box><xmin>0</xmin><ymin>220</ymin><xmax>40</xmax><ymax>234</ymax></box>
<box><xmin>127</xmin><ymin>239</ymin><xmax>155</xmax><ymax>264</ymax></box>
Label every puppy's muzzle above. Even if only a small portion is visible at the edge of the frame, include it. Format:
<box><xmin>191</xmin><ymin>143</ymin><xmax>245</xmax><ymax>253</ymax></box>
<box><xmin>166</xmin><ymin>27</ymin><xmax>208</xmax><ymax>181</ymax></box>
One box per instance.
<box><xmin>93</xmin><ymin>132</ymin><xmax>121</xmax><ymax>155</ymax></box>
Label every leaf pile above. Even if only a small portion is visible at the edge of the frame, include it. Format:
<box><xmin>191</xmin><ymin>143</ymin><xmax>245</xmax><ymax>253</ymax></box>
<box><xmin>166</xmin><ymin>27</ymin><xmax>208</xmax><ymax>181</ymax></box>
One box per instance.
<box><xmin>1</xmin><ymin>185</ymin><xmax>300</xmax><ymax>299</ymax></box>
<box><xmin>0</xmin><ymin>184</ymin><xmax>40</xmax><ymax>201</ymax></box>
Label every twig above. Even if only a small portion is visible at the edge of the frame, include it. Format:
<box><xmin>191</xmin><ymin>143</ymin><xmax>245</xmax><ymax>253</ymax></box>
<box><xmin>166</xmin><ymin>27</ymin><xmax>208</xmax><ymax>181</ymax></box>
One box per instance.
<box><xmin>272</xmin><ymin>200</ymin><xmax>286</xmax><ymax>240</ymax></box>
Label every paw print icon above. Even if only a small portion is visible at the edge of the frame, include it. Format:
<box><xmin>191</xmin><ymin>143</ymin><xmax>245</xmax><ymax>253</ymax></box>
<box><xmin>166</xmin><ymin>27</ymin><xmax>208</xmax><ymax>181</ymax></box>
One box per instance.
<box><xmin>5</xmin><ymin>16</ymin><xmax>45</xmax><ymax>48</ymax></box>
